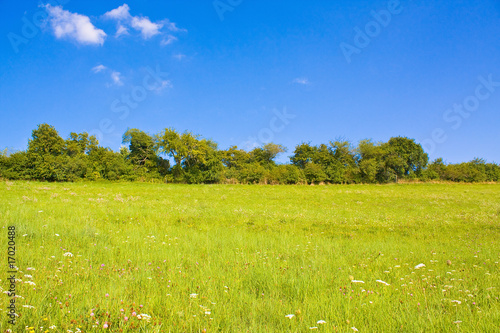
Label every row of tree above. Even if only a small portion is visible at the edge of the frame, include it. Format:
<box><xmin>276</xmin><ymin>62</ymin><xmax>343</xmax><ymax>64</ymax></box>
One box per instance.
<box><xmin>1</xmin><ymin>124</ymin><xmax>499</xmax><ymax>184</ymax></box>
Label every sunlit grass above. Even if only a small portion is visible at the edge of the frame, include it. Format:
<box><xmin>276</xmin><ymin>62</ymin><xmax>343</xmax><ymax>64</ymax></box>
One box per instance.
<box><xmin>1</xmin><ymin>181</ymin><xmax>499</xmax><ymax>332</ymax></box>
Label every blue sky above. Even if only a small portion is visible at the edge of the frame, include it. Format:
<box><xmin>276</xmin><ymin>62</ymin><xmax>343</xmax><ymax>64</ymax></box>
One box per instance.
<box><xmin>1</xmin><ymin>0</ymin><xmax>499</xmax><ymax>164</ymax></box>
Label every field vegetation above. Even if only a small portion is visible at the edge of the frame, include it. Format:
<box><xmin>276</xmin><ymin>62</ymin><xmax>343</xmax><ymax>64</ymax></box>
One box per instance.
<box><xmin>1</xmin><ymin>181</ymin><xmax>499</xmax><ymax>332</ymax></box>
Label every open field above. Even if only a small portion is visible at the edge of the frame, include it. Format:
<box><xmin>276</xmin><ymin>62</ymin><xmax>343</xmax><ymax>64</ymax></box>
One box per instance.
<box><xmin>1</xmin><ymin>181</ymin><xmax>499</xmax><ymax>332</ymax></box>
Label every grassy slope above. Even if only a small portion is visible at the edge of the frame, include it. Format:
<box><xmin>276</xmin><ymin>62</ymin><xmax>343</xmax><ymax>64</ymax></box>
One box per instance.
<box><xmin>0</xmin><ymin>181</ymin><xmax>499</xmax><ymax>332</ymax></box>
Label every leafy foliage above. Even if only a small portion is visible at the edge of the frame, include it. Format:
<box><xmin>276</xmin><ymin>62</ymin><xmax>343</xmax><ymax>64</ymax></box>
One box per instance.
<box><xmin>0</xmin><ymin>124</ymin><xmax>498</xmax><ymax>184</ymax></box>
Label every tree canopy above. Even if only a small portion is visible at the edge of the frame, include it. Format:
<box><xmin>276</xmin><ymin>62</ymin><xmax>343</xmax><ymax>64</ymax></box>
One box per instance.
<box><xmin>1</xmin><ymin>124</ymin><xmax>498</xmax><ymax>184</ymax></box>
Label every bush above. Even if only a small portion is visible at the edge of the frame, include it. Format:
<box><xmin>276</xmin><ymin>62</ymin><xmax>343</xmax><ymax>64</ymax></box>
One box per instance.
<box><xmin>304</xmin><ymin>163</ymin><xmax>327</xmax><ymax>184</ymax></box>
<box><xmin>0</xmin><ymin>151</ymin><xmax>30</xmax><ymax>180</ymax></box>
<box><xmin>268</xmin><ymin>165</ymin><xmax>306</xmax><ymax>184</ymax></box>
<box><xmin>237</xmin><ymin>163</ymin><xmax>267</xmax><ymax>184</ymax></box>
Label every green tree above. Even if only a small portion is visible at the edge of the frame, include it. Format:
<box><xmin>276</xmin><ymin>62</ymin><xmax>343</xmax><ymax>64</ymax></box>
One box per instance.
<box><xmin>290</xmin><ymin>142</ymin><xmax>318</xmax><ymax>168</ymax></box>
<box><xmin>0</xmin><ymin>150</ymin><xmax>29</xmax><ymax>180</ymax></box>
<box><xmin>87</xmin><ymin>146</ymin><xmax>133</xmax><ymax>181</ymax></box>
<box><xmin>250</xmin><ymin>143</ymin><xmax>286</xmax><ymax>169</ymax></box>
<box><xmin>64</xmin><ymin>132</ymin><xmax>98</xmax><ymax>157</ymax></box>
<box><xmin>123</xmin><ymin>128</ymin><xmax>169</xmax><ymax>179</ymax></box>
<box><xmin>304</xmin><ymin>162</ymin><xmax>327</xmax><ymax>184</ymax></box>
<box><xmin>28</xmin><ymin>124</ymin><xmax>65</xmax><ymax>156</ymax></box>
<box><xmin>384</xmin><ymin>137</ymin><xmax>428</xmax><ymax>179</ymax></box>
<box><xmin>327</xmin><ymin>140</ymin><xmax>358</xmax><ymax>183</ymax></box>
<box><xmin>356</xmin><ymin>140</ymin><xmax>387</xmax><ymax>183</ymax></box>
<box><xmin>123</xmin><ymin>129</ymin><xmax>157</xmax><ymax>166</ymax></box>
<box><xmin>221</xmin><ymin>146</ymin><xmax>250</xmax><ymax>169</ymax></box>
<box><xmin>183</xmin><ymin>139</ymin><xmax>223</xmax><ymax>184</ymax></box>
<box><xmin>27</xmin><ymin>124</ymin><xmax>65</xmax><ymax>181</ymax></box>
<box><xmin>156</xmin><ymin>128</ymin><xmax>221</xmax><ymax>183</ymax></box>
<box><xmin>423</xmin><ymin>158</ymin><xmax>446</xmax><ymax>180</ymax></box>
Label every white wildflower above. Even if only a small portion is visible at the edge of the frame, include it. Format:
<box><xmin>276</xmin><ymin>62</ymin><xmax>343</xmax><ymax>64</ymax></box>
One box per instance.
<box><xmin>351</xmin><ymin>280</ymin><xmax>364</xmax><ymax>283</ymax></box>
<box><xmin>317</xmin><ymin>320</ymin><xmax>326</xmax><ymax>324</ymax></box>
<box><xmin>63</xmin><ymin>252</ymin><xmax>73</xmax><ymax>257</ymax></box>
<box><xmin>189</xmin><ymin>293</ymin><xmax>198</xmax><ymax>298</ymax></box>
<box><xmin>136</xmin><ymin>313</ymin><xmax>151</xmax><ymax>321</ymax></box>
<box><xmin>285</xmin><ymin>314</ymin><xmax>295</xmax><ymax>319</ymax></box>
<box><xmin>414</xmin><ymin>263</ymin><xmax>425</xmax><ymax>269</ymax></box>
<box><xmin>376</xmin><ymin>280</ymin><xmax>390</xmax><ymax>286</ymax></box>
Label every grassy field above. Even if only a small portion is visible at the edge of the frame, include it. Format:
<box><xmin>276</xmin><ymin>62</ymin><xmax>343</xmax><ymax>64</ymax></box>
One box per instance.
<box><xmin>0</xmin><ymin>181</ymin><xmax>499</xmax><ymax>332</ymax></box>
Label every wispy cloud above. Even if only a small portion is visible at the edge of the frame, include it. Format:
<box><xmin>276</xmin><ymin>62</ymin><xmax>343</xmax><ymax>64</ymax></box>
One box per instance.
<box><xmin>110</xmin><ymin>71</ymin><xmax>123</xmax><ymax>86</ymax></box>
<box><xmin>92</xmin><ymin>65</ymin><xmax>124</xmax><ymax>87</ymax></box>
<box><xmin>45</xmin><ymin>4</ymin><xmax>106</xmax><ymax>46</ymax></box>
<box><xmin>115</xmin><ymin>24</ymin><xmax>129</xmax><ymax>37</ymax></box>
<box><xmin>163</xmin><ymin>20</ymin><xmax>187</xmax><ymax>33</ymax></box>
<box><xmin>160</xmin><ymin>35</ymin><xmax>177</xmax><ymax>46</ymax></box>
<box><xmin>293</xmin><ymin>77</ymin><xmax>310</xmax><ymax>85</ymax></box>
<box><xmin>92</xmin><ymin>64</ymin><xmax>107</xmax><ymax>73</ymax></box>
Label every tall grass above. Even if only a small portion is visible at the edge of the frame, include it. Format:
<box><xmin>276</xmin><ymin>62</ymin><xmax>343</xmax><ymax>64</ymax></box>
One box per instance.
<box><xmin>1</xmin><ymin>181</ymin><xmax>499</xmax><ymax>332</ymax></box>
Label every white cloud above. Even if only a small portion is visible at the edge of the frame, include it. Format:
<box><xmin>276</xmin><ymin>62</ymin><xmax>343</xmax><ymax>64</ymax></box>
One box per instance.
<box><xmin>111</xmin><ymin>71</ymin><xmax>123</xmax><ymax>86</ymax></box>
<box><xmin>91</xmin><ymin>65</ymin><xmax>125</xmax><ymax>87</ymax></box>
<box><xmin>104</xmin><ymin>4</ymin><xmax>131</xmax><ymax>37</ymax></box>
<box><xmin>115</xmin><ymin>24</ymin><xmax>129</xmax><ymax>37</ymax></box>
<box><xmin>102</xmin><ymin>4</ymin><xmax>185</xmax><ymax>42</ymax></box>
<box><xmin>92</xmin><ymin>64</ymin><xmax>107</xmax><ymax>73</ymax></box>
<box><xmin>103</xmin><ymin>4</ymin><xmax>131</xmax><ymax>20</ymax></box>
<box><xmin>163</xmin><ymin>20</ymin><xmax>187</xmax><ymax>33</ymax></box>
<box><xmin>293</xmin><ymin>78</ymin><xmax>310</xmax><ymax>85</ymax></box>
<box><xmin>131</xmin><ymin>16</ymin><xmax>163</xmax><ymax>39</ymax></box>
<box><xmin>160</xmin><ymin>35</ymin><xmax>177</xmax><ymax>46</ymax></box>
<box><xmin>45</xmin><ymin>4</ymin><xmax>106</xmax><ymax>45</ymax></box>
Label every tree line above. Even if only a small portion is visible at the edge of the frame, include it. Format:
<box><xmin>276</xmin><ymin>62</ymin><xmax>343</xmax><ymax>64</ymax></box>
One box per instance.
<box><xmin>1</xmin><ymin>124</ymin><xmax>499</xmax><ymax>184</ymax></box>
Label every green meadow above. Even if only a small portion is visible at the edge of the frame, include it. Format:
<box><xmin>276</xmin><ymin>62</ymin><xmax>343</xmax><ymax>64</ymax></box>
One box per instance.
<box><xmin>1</xmin><ymin>181</ymin><xmax>499</xmax><ymax>332</ymax></box>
